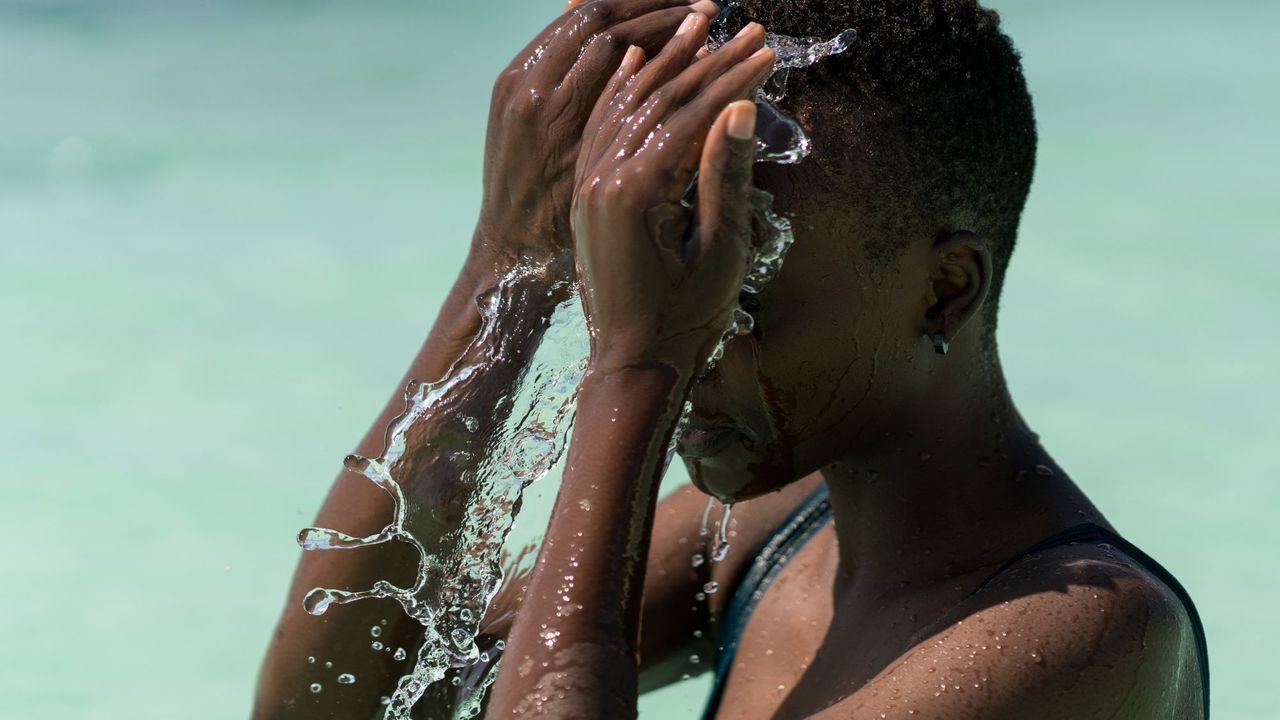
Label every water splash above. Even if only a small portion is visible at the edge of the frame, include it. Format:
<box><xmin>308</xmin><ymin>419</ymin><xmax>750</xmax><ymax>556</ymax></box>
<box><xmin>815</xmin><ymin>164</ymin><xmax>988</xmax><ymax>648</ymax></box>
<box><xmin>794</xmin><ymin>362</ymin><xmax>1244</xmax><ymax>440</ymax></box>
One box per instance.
<box><xmin>712</xmin><ymin>502</ymin><xmax>734</xmax><ymax>562</ymax></box>
<box><xmin>707</xmin><ymin>8</ymin><xmax>856</xmax><ymax>166</ymax></box>
<box><xmin>295</xmin><ymin>16</ymin><xmax>852</xmax><ymax>717</ymax></box>
<box><xmin>299</xmin><ymin>264</ymin><xmax>589</xmax><ymax>717</ymax></box>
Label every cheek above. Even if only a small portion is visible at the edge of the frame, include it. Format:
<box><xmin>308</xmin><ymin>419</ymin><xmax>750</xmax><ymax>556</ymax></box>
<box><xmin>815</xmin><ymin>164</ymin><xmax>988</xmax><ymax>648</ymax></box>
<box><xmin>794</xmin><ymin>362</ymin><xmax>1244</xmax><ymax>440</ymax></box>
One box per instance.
<box><xmin>752</xmin><ymin>274</ymin><xmax>906</xmax><ymax>458</ymax></box>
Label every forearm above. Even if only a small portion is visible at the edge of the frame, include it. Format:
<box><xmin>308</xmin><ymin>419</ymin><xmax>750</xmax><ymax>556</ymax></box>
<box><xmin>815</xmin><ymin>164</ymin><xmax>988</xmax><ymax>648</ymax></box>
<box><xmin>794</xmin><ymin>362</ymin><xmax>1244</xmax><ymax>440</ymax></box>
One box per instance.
<box><xmin>255</xmin><ymin>244</ymin><xmax>570</xmax><ymax>718</ymax></box>
<box><xmin>487</xmin><ymin>362</ymin><xmax>691</xmax><ymax>719</ymax></box>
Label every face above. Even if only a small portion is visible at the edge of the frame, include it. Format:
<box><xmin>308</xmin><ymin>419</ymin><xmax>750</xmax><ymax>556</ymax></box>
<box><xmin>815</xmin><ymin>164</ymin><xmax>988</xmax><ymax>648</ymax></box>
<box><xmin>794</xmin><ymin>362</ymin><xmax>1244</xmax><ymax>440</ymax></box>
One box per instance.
<box><xmin>679</xmin><ymin>160</ymin><xmax>938</xmax><ymax>502</ymax></box>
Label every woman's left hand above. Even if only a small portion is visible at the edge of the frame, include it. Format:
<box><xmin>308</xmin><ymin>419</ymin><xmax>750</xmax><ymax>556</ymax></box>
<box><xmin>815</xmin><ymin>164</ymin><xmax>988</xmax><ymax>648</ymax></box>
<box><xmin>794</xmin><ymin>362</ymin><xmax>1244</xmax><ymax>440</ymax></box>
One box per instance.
<box><xmin>571</xmin><ymin>15</ymin><xmax>775</xmax><ymax>377</ymax></box>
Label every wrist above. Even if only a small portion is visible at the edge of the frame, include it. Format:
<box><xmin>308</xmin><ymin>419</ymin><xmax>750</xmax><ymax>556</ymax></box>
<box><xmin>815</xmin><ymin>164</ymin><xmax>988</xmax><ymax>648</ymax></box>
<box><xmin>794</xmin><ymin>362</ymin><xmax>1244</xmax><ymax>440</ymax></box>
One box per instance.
<box><xmin>469</xmin><ymin>216</ymin><xmax>566</xmax><ymax>271</ymax></box>
<box><xmin>576</xmin><ymin>360</ymin><xmax>692</xmax><ymax>454</ymax></box>
<box><xmin>588</xmin><ymin>330</ymin><xmax>714</xmax><ymax>386</ymax></box>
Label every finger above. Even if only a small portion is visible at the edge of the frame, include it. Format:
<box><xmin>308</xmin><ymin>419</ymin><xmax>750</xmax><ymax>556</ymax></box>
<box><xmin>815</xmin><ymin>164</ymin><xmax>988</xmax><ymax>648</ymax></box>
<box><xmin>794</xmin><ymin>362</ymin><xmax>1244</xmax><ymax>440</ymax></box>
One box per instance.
<box><xmin>578</xmin><ymin>45</ymin><xmax>648</xmax><ymax>180</ymax></box>
<box><xmin>596</xmin><ymin>11</ymin><xmax>712</xmax><ymax>160</ymax></box>
<box><xmin>691</xmin><ymin>100</ymin><xmax>758</xmax><ymax>263</ymax></box>
<box><xmin>662</xmin><ymin>47</ymin><xmax>775</xmax><ymax>183</ymax></box>
<box><xmin>588</xmin><ymin>2</ymin><xmax>717</xmax><ymax>60</ymax></box>
<box><xmin>532</xmin><ymin>0</ymin><xmax>713</xmax><ymax>85</ymax></box>
<box><xmin>607</xmin><ymin>22</ymin><xmax>766</xmax><ymax>158</ymax></box>
<box><xmin>555</xmin><ymin>5</ymin><xmax>698</xmax><ymax>134</ymax></box>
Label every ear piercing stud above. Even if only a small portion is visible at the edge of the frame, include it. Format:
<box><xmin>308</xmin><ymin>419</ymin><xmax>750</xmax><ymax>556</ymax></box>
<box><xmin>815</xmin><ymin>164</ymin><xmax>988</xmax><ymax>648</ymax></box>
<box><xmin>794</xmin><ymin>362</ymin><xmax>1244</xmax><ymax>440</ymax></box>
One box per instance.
<box><xmin>931</xmin><ymin>331</ymin><xmax>950</xmax><ymax>356</ymax></box>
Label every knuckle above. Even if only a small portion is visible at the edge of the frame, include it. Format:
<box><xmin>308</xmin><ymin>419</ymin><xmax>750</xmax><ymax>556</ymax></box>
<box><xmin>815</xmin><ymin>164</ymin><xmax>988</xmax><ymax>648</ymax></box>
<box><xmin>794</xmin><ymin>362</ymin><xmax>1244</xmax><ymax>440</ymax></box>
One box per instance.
<box><xmin>600</xmin><ymin>177</ymin><xmax>644</xmax><ymax>210</ymax></box>
<box><xmin>492</xmin><ymin>68</ymin><xmax>522</xmax><ymax>98</ymax></box>
<box><xmin>508</xmin><ymin>90</ymin><xmax>548</xmax><ymax>121</ymax></box>
<box><xmin>586</xmin><ymin>0</ymin><xmax>617</xmax><ymax>26</ymax></box>
<box><xmin>588</xmin><ymin>31</ymin><xmax>625</xmax><ymax>57</ymax></box>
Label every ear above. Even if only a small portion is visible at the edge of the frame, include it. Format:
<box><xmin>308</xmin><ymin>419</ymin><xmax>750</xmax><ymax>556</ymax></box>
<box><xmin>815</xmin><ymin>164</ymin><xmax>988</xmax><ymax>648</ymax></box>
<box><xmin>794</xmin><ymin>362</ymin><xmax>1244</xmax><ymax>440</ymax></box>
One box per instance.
<box><xmin>922</xmin><ymin>230</ymin><xmax>992</xmax><ymax>346</ymax></box>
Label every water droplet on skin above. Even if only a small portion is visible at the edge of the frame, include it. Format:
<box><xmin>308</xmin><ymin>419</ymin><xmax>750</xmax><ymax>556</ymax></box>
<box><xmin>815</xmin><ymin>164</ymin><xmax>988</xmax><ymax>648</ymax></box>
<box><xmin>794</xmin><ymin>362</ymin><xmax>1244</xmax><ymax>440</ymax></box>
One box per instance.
<box><xmin>711</xmin><ymin>542</ymin><xmax>732</xmax><ymax>563</ymax></box>
<box><xmin>303</xmin><ymin>588</ymin><xmax>335</xmax><ymax>616</ymax></box>
<box><xmin>495</xmin><ymin>639</ymin><xmax>506</xmax><ymax>650</ymax></box>
<box><xmin>691</xmin><ymin>553</ymin><xmax>705</xmax><ymax>568</ymax></box>
<box><xmin>703</xmin><ymin>581</ymin><xmax>719</xmax><ymax>594</ymax></box>
<box><xmin>337</xmin><ymin>673</ymin><xmax>356</xmax><ymax>685</ymax></box>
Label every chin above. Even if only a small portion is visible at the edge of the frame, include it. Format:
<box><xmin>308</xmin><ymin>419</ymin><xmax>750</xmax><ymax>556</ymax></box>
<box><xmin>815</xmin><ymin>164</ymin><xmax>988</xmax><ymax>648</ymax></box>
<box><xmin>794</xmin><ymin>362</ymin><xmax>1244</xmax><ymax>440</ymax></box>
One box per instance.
<box><xmin>680</xmin><ymin>440</ymin><xmax>796</xmax><ymax>503</ymax></box>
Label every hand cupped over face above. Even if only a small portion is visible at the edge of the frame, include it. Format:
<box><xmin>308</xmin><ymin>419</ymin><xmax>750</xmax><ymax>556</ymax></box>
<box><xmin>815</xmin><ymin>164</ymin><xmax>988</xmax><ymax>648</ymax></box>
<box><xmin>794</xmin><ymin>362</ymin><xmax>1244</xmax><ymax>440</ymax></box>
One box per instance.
<box><xmin>570</xmin><ymin>15</ymin><xmax>776</xmax><ymax>377</ymax></box>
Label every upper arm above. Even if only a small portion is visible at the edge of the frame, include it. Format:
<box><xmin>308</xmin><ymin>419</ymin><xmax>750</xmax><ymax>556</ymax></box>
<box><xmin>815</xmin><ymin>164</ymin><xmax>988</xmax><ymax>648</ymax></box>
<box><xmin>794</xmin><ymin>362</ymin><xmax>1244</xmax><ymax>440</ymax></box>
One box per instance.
<box><xmin>814</xmin><ymin>546</ymin><xmax>1197</xmax><ymax>720</ymax></box>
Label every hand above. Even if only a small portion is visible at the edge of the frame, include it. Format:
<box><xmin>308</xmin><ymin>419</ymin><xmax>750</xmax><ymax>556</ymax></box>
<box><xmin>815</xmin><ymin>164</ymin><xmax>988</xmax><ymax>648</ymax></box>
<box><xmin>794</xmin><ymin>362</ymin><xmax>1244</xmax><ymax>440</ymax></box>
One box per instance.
<box><xmin>571</xmin><ymin>16</ymin><xmax>775</xmax><ymax>375</ymax></box>
<box><xmin>470</xmin><ymin>0</ymin><xmax>722</xmax><ymax>271</ymax></box>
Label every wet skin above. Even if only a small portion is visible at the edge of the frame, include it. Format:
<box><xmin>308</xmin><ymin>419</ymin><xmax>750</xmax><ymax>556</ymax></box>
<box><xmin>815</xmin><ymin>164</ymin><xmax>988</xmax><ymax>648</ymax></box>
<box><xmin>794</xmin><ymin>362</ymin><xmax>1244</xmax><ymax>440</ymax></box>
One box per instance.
<box><xmin>487</xmin><ymin>6</ymin><xmax>1205</xmax><ymax>719</ymax></box>
<box><xmin>256</xmin><ymin>1</ymin><xmax>1204</xmax><ymax>718</ymax></box>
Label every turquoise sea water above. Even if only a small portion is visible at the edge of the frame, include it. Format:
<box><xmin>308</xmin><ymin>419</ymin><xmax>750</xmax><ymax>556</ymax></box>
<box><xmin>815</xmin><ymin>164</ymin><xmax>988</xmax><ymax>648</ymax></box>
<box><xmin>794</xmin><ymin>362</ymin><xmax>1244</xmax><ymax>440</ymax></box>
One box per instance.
<box><xmin>1</xmin><ymin>1</ymin><xmax>1276</xmax><ymax>717</ymax></box>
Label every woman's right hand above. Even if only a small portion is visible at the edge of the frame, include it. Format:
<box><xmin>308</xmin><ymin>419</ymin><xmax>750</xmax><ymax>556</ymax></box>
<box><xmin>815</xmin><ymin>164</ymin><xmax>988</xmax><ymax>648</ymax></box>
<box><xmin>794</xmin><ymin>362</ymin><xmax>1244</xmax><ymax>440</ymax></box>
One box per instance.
<box><xmin>470</xmin><ymin>0</ymin><xmax>720</xmax><ymax>272</ymax></box>
<box><xmin>571</xmin><ymin>16</ymin><xmax>773</xmax><ymax>377</ymax></box>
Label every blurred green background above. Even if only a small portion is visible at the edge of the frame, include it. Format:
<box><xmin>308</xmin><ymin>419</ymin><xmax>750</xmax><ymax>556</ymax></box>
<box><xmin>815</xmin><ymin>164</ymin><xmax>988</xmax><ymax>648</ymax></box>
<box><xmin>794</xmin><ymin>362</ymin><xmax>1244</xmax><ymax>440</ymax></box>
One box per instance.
<box><xmin>1</xmin><ymin>0</ymin><xmax>1276</xmax><ymax>717</ymax></box>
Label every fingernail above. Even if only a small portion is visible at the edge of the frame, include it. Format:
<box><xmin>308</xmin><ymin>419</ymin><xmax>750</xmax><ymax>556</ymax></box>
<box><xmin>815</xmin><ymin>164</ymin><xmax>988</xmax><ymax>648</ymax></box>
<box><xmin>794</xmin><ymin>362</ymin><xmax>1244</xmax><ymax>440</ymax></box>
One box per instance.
<box><xmin>624</xmin><ymin>44</ymin><xmax>644</xmax><ymax>66</ymax></box>
<box><xmin>689</xmin><ymin>0</ymin><xmax>720</xmax><ymax>19</ymax></box>
<box><xmin>677</xmin><ymin>11</ymin><xmax>702</xmax><ymax>36</ymax></box>
<box><xmin>735</xmin><ymin>21</ymin><xmax>761</xmax><ymax>40</ymax></box>
<box><xmin>749</xmin><ymin>47</ymin><xmax>775</xmax><ymax>63</ymax></box>
<box><xmin>727</xmin><ymin>101</ymin><xmax>757</xmax><ymax>140</ymax></box>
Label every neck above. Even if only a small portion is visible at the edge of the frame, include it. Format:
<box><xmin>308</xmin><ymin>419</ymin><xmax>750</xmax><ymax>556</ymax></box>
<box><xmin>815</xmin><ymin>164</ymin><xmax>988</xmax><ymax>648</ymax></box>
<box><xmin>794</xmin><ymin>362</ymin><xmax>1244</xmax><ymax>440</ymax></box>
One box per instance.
<box><xmin>820</xmin><ymin>355</ymin><xmax>1104</xmax><ymax>604</ymax></box>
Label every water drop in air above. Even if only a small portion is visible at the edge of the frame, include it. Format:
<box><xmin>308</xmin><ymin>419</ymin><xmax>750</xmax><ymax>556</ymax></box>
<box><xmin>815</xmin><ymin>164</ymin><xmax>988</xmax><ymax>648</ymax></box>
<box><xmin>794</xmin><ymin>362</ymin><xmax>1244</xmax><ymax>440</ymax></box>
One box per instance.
<box><xmin>337</xmin><ymin>673</ymin><xmax>356</xmax><ymax>685</ymax></box>
<box><xmin>310</xmin><ymin>683</ymin><xmax>322</xmax><ymax>694</ymax></box>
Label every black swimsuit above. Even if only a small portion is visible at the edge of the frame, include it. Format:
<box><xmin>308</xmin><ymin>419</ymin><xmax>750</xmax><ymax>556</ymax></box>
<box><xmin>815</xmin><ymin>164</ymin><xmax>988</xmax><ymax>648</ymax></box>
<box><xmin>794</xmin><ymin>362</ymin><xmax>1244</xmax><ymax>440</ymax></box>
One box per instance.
<box><xmin>700</xmin><ymin>486</ymin><xmax>1210</xmax><ymax>719</ymax></box>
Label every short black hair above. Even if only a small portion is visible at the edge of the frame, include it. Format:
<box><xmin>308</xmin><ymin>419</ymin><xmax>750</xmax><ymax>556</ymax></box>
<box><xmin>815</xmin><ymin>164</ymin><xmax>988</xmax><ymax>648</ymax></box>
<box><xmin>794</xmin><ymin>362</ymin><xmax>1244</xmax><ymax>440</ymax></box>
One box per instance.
<box><xmin>731</xmin><ymin>0</ymin><xmax>1037</xmax><ymax>337</ymax></box>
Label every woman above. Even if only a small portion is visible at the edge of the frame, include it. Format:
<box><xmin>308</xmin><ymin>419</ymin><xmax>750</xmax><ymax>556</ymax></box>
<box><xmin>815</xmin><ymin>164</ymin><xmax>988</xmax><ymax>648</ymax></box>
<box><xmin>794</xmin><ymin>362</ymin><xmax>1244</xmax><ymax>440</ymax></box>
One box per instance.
<box><xmin>257</xmin><ymin>1</ymin><xmax>1208</xmax><ymax>718</ymax></box>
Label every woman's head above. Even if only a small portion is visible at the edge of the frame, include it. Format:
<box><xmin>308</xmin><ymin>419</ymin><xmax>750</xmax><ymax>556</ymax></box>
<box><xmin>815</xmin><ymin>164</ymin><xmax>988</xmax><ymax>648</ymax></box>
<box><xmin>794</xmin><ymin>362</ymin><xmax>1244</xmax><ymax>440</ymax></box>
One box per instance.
<box><xmin>680</xmin><ymin>0</ymin><xmax>1038</xmax><ymax>500</ymax></box>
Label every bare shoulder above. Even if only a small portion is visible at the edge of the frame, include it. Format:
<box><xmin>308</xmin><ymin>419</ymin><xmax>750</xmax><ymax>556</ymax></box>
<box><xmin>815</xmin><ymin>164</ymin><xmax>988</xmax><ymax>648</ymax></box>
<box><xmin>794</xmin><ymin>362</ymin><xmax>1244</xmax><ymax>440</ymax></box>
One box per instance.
<box><xmin>820</xmin><ymin>542</ymin><xmax>1203</xmax><ymax>719</ymax></box>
